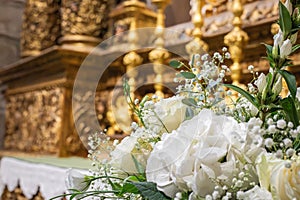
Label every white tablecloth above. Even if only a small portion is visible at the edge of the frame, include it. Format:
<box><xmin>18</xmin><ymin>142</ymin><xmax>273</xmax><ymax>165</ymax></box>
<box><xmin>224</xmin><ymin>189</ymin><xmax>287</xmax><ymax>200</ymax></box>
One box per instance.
<box><xmin>0</xmin><ymin>157</ymin><xmax>77</xmax><ymax>199</ymax></box>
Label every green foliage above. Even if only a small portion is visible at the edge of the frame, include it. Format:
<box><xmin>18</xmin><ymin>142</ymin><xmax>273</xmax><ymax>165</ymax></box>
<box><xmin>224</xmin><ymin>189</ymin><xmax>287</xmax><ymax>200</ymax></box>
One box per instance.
<box><xmin>292</xmin><ymin>44</ymin><xmax>300</xmax><ymax>53</ymax></box>
<box><xmin>131</xmin><ymin>155</ymin><xmax>146</xmax><ymax>176</ymax></box>
<box><xmin>180</xmin><ymin>71</ymin><xmax>196</xmax><ymax>79</ymax></box>
<box><xmin>185</xmin><ymin>107</ymin><xmax>195</xmax><ymax>120</ymax></box>
<box><xmin>280</xmin><ymin>96</ymin><xmax>299</xmax><ymax>126</ymax></box>
<box><xmin>224</xmin><ymin>84</ymin><xmax>259</xmax><ymax>108</ymax></box>
<box><xmin>170</xmin><ymin>60</ymin><xmax>184</xmax><ymax>68</ymax></box>
<box><xmin>182</xmin><ymin>98</ymin><xmax>198</xmax><ymax>107</ymax></box>
<box><xmin>131</xmin><ymin>182</ymin><xmax>171</xmax><ymax>200</ymax></box>
<box><xmin>278</xmin><ymin>69</ymin><xmax>297</xmax><ymax>99</ymax></box>
<box><xmin>279</xmin><ymin>1</ymin><xmax>292</xmax><ymax>38</ymax></box>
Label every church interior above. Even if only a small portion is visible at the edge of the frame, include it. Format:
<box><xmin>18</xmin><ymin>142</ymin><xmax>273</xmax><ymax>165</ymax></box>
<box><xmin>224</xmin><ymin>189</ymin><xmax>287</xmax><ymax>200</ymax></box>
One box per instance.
<box><xmin>0</xmin><ymin>0</ymin><xmax>298</xmax><ymax>199</ymax></box>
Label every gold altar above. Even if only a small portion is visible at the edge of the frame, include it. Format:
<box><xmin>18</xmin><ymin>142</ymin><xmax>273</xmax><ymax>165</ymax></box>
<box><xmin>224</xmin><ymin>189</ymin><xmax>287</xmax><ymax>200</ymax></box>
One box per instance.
<box><xmin>1</xmin><ymin>0</ymin><xmax>300</xmax><ymax>198</ymax></box>
<box><xmin>1</xmin><ymin>0</ymin><xmax>298</xmax><ymax>156</ymax></box>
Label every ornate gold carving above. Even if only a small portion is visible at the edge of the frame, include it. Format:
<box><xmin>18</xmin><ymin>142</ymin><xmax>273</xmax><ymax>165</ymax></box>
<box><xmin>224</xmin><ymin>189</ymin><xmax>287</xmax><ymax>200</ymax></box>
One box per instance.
<box><xmin>149</xmin><ymin>0</ymin><xmax>171</xmax><ymax>98</ymax></box>
<box><xmin>4</xmin><ymin>88</ymin><xmax>64</xmax><ymax>154</ymax></box>
<box><xmin>186</xmin><ymin>0</ymin><xmax>209</xmax><ymax>56</ymax></box>
<box><xmin>203</xmin><ymin>0</ymin><xmax>263</xmax><ymax>16</ymax></box>
<box><xmin>21</xmin><ymin>0</ymin><xmax>60</xmax><ymax>57</ymax></box>
<box><xmin>110</xmin><ymin>0</ymin><xmax>157</xmax><ymax>31</ymax></box>
<box><xmin>59</xmin><ymin>0</ymin><xmax>112</xmax><ymax>46</ymax></box>
<box><xmin>203</xmin><ymin>0</ymin><xmax>278</xmax><ymax>35</ymax></box>
<box><xmin>109</xmin><ymin>0</ymin><xmax>157</xmax><ymax>47</ymax></box>
<box><xmin>107</xmin><ymin>93</ymin><xmax>132</xmax><ymax>136</ymax></box>
<box><xmin>1</xmin><ymin>185</ymin><xmax>66</xmax><ymax>200</ymax></box>
<box><xmin>224</xmin><ymin>0</ymin><xmax>249</xmax><ymax>85</ymax></box>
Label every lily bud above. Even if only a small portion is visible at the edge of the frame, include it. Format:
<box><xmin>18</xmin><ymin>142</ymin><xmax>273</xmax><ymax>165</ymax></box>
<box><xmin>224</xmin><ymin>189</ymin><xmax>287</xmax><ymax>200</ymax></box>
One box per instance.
<box><xmin>249</xmin><ymin>103</ymin><xmax>259</xmax><ymax>116</ymax></box>
<box><xmin>284</xmin><ymin>0</ymin><xmax>293</xmax><ymax>15</ymax></box>
<box><xmin>280</xmin><ymin>39</ymin><xmax>292</xmax><ymax>59</ymax></box>
<box><xmin>255</xmin><ymin>73</ymin><xmax>267</xmax><ymax>93</ymax></box>
<box><xmin>290</xmin><ymin>32</ymin><xmax>298</xmax><ymax>45</ymax></box>
<box><xmin>272</xmin><ymin>76</ymin><xmax>282</xmax><ymax>96</ymax></box>
<box><xmin>293</xmin><ymin>7</ymin><xmax>299</xmax><ymax>22</ymax></box>
<box><xmin>272</xmin><ymin>31</ymin><xmax>284</xmax><ymax>58</ymax></box>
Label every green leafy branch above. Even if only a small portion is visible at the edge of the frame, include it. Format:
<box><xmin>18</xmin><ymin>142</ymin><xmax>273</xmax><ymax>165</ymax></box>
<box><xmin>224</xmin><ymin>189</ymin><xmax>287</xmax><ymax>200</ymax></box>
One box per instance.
<box><xmin>225</xmin><ymin>1</ymin><xmax>300</xmax><ymax>126</ymax></box>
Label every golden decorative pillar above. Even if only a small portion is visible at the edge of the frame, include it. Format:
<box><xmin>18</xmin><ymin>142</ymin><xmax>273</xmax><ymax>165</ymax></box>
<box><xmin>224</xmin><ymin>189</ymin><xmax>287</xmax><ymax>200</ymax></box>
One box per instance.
<box><xmin>224</xmin><ymin>0</ymin><xmax>249</xmax><ymax>85</ymax></box>
<box><xmin>21</xmin><ymin>0</ymin><xmax>60</xmax><ymax>57</ymax></box>
<box><xmin>123</xmin><ymin>13</ymin><xmax>143</xmax><ymax>98</ymax></box>
<box><xmin>106</xmin><ymin>0</ymin><xmax>145</xmax><ymax>137</ymax></box>
<box><xmin>109</xmin><ymin>0</ymin><xmax>157</xmax><ymax>33</ymax></box>
<box><xmin>59</xmin><ymin>0</ymin><xmax>111</xmax><ymax>47</ymax></box>
<box><xmin>186</xmin><ymin>0</ymin><xmax>209</xmax><ymax>56</ymax></box>
<box><xmin>149</xmin><ymin>0</ymin><xmax>171</xmax><ymax>98</ymax></box>
<box><xmin>110</xmin><ymin>0</ymin><xmax>150</xmax><ymax>98</ymax></box>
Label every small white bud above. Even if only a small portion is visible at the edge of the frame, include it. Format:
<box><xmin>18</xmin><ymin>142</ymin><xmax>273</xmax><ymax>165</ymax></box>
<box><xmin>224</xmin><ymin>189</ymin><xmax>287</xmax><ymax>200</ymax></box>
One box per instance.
<box><xmin>277</xmin><ymin>119</ymin><xmax>286</xmax><ymax>129</ymax></box>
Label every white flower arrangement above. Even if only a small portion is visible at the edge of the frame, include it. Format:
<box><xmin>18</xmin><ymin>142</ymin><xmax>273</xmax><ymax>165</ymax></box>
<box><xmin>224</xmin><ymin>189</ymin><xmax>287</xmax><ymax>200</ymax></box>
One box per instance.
<box><xmin>52</xmin><ymin>1</ymin><xmax>300</xmax><ymax>200</ymax></box>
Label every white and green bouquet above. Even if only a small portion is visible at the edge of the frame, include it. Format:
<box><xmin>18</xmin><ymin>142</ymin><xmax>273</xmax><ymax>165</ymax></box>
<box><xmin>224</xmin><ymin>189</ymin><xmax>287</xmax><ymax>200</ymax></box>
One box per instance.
<box><xmin>53</xmin><ymin>1</ymin><xmax>300</xmax><ymax>199</ymax></box>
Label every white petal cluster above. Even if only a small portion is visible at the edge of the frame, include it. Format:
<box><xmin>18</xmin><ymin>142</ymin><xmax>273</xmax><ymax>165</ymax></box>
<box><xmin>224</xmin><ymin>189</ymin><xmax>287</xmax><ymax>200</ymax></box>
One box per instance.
<box><xmin>146</xmin><ymin>109</ymin><xmax>263</xmax><ymax>198</ymax></box>
<box><xmin>257</xmin><ymin>154</ymin><xmax>300</xmax><ymax>200</ymax></box>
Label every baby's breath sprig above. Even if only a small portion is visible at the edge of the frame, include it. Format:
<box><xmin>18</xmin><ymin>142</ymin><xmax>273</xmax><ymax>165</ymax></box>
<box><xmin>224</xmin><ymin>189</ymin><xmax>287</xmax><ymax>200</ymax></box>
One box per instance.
<box><xmin>170</xmin><ymin>50</ymin><xmax>231</xmax><ymax>114</ymax></box>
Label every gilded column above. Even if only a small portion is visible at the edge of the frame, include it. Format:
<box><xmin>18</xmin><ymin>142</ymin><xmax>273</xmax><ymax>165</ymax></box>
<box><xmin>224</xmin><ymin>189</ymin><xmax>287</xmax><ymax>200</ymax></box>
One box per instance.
<box><xmin>21</xmin><ymin>0</ymin><xmax>60</xmax><ymax>57</ymax></box>
<box><xmin>224</xmin><ymin>0</ymin><xmax>249</xmax><ymax>85</ymax></box>
<box><xmin>186</xmin><ymin>0</ymin><xmax>208</xmax><ymax>56</ymax></box>
<box><xmin>59</xmin><ymin>0</ymin><xmax>111</xmax><ymax>46</ymax></box>
<box><xmin>149</xmin><ymin>0</ymin><xmax>171</xmax><ymax>98</ymax></box>
<box><xmin>123</xmin><ymin>4</ymin><xmax>143</xmax><ymax>99</ymax></box>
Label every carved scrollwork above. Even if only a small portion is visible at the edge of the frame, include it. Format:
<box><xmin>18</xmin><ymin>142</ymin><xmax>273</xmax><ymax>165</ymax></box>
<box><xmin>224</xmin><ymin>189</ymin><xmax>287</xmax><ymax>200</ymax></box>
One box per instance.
<box><xmin>60</xmin><ymin>0</ymin><xmax>112</xmax><ymax>45</ymax></box>
<box><xmin>203</xmin><ymin>0</ymin><xmax>278</xmax><ymax>35</ymax></box>
<box><xmin>21</xmin><ymin>0</ymin><xmax>61</xmax><ymax>57</ymax></box>
<box><xmin>203</xmin><ymin>0</ymin><xmax>260</xmax><ymax>15</ymax></box>
<box><xmin>5</xmin><ymin>88</ymin><xmax>64</xmax><ymax>154</ymax></box>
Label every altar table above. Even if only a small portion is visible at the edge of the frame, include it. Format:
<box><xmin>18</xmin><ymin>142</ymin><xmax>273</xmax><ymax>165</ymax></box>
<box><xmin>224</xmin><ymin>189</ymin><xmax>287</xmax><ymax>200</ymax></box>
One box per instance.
<box><xmin>0</xmin><ymin>156</ymin><xmax>91</xmax><ymax>200</ymax></box>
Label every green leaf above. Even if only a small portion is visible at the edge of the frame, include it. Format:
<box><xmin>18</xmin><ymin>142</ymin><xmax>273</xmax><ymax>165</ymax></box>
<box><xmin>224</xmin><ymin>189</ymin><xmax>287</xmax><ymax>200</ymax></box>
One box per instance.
<box><xmin>278</xmin><ymin>69</ymin><xmax>297</xmax><ymax>99</ymax></box>
<box><xmin>280</xmin><ymin>96</ymin><xmax>299</xmax><ymax>126</ymax></box>
<box><xmin>264</xmin><ymin>43</ymin><xmax>273</xmax><ymax>55</ymax></box>
<box><xmin>180</xmin><ymin>71</ymin><xmax>196</xmax><ymax>79</ymax></box>
<box><xmin>140</xmin><ymin>95</ymin><xmax>150</xmax><ymax>107</ymax></box>
<box><xmin>120</xmin><ymin>183</ymin><xmax>139</xmax><ymax>194</ymax></box>
<box><xmin>292</xmin><ymin>44</ymin><xmax>300</xmax><ymax>53</ymax></box>
<box><xmin>185</xmin><ymin>107</ymin><xmax>195</xmax><ymax>120</ymax></box>
<box><xmin>169</xmin><ymin>60</ymin><xmax>184</xmax><ymax>68</ymax></box>
<box><xmin>279</xmin><ymin>1</ymin><xmax>292</xmax><ymax>37</ymax></box>
<box><xmin>224</xmin><ymin>84</ymin><xmax>259</xmax><ymax>108</ymax></box>
<box><xmin>131</xmin><ymin>182</ymin><xmax>171</xmax><ymax>200</ymax></box>
<box><xmin>131</xmin><ymin>155</ymin><xmax>145</xmax><ymax>175</ymax></box>
<box><xmin>182</xmin><ymin>98</ymin><xmax>198</xmax><ymax>107</ymax></box>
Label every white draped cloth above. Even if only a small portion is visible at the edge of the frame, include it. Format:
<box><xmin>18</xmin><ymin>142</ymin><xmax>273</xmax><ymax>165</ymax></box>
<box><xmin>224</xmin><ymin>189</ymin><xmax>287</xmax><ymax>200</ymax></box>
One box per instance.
<box><xmin>0</xmin><ymin>157</ymin><xmax>70</xmax><ymax>199</ymax></box>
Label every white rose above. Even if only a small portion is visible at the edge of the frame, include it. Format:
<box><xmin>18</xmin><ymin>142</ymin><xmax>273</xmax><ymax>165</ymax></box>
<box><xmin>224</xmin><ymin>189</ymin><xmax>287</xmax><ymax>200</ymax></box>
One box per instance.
<box><xmin>146</xmin><ymin>109</ymin><xmax>245</xmax><ymax>198</ymax></box>
<box><xmin>257</xmin><ymin>154</ymin><xmax>300</xmax><ymax>200</ymax></box>
<box><xmin>110</xmin><ymin>136</ymin><xmax>147</xmax><ymax>174</ymax></box>
<box><xmin>66</xmin><ymin>169</ymin><xmax>89</xmax><ymax>191</ymax></box>
<box><xmin>237</xmin><ymin>186</ymin><xmax>272</xmax><ymax>200</ymax></box>
<box><xmin>255</xmin><ymin>73</ymin><xmax>267</xmax><ymax>93</ymax></box>
<box><xmin>153</xmin><ymin>96</ymin><xmax>187</xmax><ymax>133</ymax></box>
